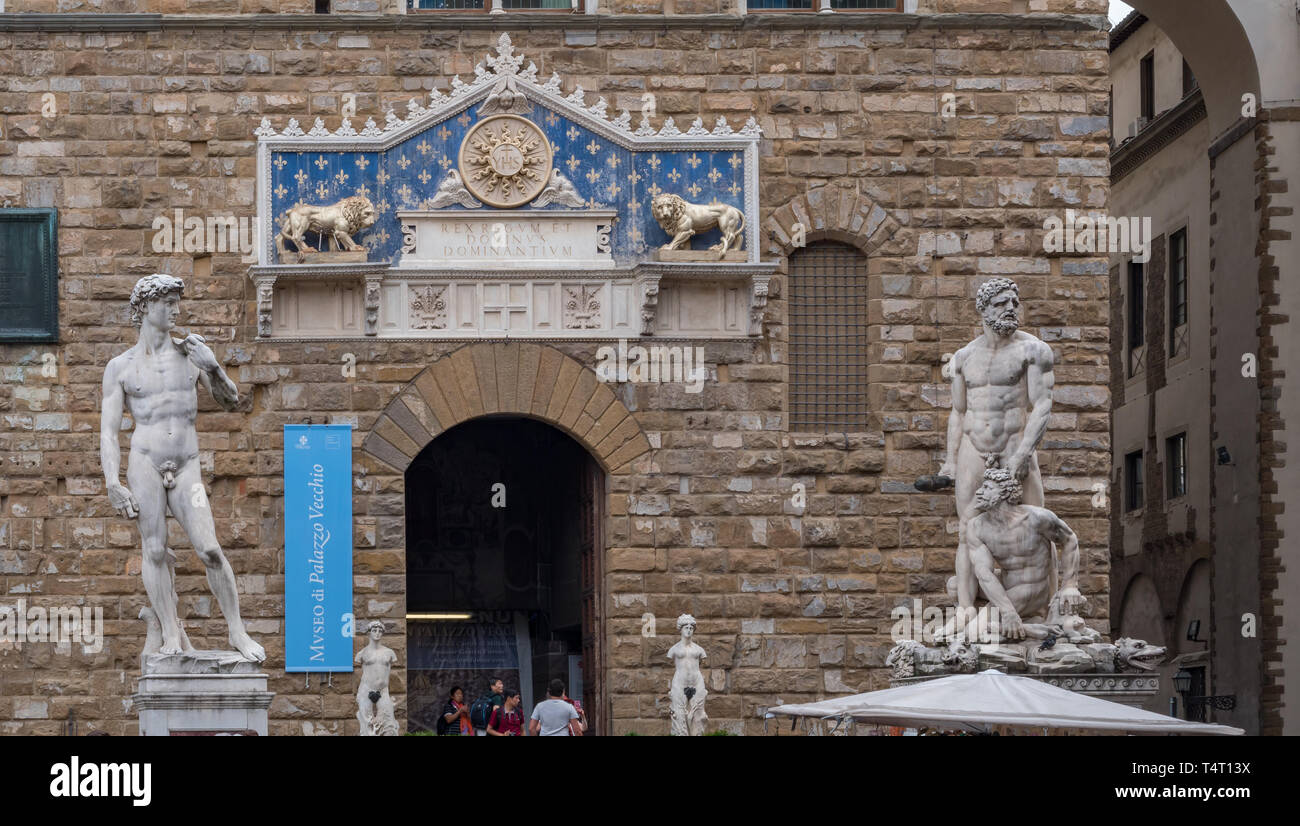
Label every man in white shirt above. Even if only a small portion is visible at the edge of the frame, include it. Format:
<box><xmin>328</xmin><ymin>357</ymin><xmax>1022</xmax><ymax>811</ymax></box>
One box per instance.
<box><xmin>529</xmin><ymin>679</ymin><xmax>587</xmax><ymax>736</ymax></box>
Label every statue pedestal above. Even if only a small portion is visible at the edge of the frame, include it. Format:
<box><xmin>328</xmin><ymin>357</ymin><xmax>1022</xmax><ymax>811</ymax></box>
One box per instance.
<box><xmin>891</xmin><ymin>672</ymin><xmax>1161</xmax><ymax>709</ymax></box>
<box><xmin>133</xmin><ymin>651</ymin><xmax>274</xmax><ymax>736</ymax></box>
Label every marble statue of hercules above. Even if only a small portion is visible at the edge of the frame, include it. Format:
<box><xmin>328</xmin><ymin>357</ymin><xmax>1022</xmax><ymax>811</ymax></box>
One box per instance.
<box><xmin>99</xmin><ymin>274</ymin><xmax>266</xmax><ymax>663</ymax></box>
<box><xmin>962</xmin><ymin>468</ymin><xmax>1082</xmax><ymax>641</ymax></box>
<box><xmin>940</xmin><ymin>278</ymin><xmax>1055</xmax><ymax>613</ymax></box>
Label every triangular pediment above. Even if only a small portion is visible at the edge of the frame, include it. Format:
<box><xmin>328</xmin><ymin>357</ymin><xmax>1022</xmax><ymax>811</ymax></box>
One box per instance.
<box><xmin>254</xmin><ymin>34</ymin><xmax>761</xmax><ymax>267</ymax></box>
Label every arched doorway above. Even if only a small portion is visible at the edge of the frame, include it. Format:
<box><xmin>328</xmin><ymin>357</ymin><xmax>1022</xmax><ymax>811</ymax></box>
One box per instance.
<box><xmin>403</xmin><ymin>416</ymin><xmax>606</xmax><ymax>735</ymax></box>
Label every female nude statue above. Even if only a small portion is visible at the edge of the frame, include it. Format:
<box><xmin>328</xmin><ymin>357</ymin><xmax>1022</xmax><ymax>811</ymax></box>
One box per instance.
<box><xmin>667</xmin><ymin>614</ymin><xmax>708</xmax><ymax>736</ymax></box>
<box><xmin>356</xmin><ymin>621</ymin><xmax>399</xmax><ymax>736</ymax></box>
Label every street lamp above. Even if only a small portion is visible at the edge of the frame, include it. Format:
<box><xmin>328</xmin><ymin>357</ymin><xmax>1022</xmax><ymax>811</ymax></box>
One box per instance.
<box><xmin>1172</xmin><ymin>668</ymin><xmax>1236</xmax><ymax>720</ymax></box>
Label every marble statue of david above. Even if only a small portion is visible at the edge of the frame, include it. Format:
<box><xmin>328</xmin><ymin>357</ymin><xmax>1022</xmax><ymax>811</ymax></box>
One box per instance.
<box><xmin>100</xmin><ymin>274</ymin><xmax>266</xmax><ymax>663</ymax></box>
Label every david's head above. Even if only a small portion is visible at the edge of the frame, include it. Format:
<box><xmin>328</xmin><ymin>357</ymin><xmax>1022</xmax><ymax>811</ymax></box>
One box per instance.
<box><xmin>974</xmin><ymin>467</ymin><xmax>1022</xmax><ymax>512</ymax></box>
<box><xmin>367</xmin><ymin>621</ymin><xmax>384</xmax><ymax>641</ymax></box>
<box><xmin>975</xmin><ymin>277</ymin><xmax>1020</xmax><ymax>337</ymax></box>
<box><xmin>130</xmin><ymin>273</ymin><xmax>185</xmax><ymax>331</ymax></box>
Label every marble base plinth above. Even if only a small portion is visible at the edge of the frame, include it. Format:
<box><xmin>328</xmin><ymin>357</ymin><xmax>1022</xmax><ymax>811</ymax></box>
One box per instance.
<box><xmin>133</xmin><ymin>650</ymin><xmax>275</xmax><ymax>736</ymax></box>
<box><xmin>654</xmin><ymin>248</ymin><xmax>747</xmax><ymax>263</ymax></box>
<box><xmin>280</xmin><ymin>249</ymin><xmax>369</xmax><ymax>265</ymax></box>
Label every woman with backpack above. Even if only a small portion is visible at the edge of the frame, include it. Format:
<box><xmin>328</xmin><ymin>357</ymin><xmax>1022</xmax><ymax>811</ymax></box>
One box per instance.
<box><xmin>486</xmin><ymin>689</ymin><xmax>526</xmax><ymax>736</ymax></box>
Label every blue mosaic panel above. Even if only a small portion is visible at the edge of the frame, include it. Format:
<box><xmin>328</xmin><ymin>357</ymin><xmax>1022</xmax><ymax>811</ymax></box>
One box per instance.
<box><xmin>269</xmin><ymin>105</ymin><xmax>748</xmax><ymax>266</ymax></box>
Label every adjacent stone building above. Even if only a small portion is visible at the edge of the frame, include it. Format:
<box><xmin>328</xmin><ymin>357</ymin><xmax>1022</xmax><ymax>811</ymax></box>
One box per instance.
<box><xmin>0</xmin><ymin>0</ymin><xmax>1117</xmax><ymax>735</ymax></box>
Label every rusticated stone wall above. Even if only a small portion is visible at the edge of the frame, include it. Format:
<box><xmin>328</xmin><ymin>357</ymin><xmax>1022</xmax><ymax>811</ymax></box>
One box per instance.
<box><xmin>0</xmin><ymin>7</ymin><xmax>1111</xmax><ymax>735</ymax></box>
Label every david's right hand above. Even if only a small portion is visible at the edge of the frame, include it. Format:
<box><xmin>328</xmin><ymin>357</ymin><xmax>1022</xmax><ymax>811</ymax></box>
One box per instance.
<box><xmin>108</xmin><ymin>483</ymin><xmax>139</xmax><ymax>519</ymax></box>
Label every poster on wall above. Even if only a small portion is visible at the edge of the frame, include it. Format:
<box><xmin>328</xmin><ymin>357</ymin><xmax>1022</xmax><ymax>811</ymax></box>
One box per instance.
<box><xmin>283</xmin><ymin>424</ymin><xmax>354</xmax><ymax>672</ymax></box>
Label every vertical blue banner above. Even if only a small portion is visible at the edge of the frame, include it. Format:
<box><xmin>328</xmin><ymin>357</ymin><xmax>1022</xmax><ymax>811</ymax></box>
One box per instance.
<box><xmin>284</xmin><ymin>424</ymin><xmax>353</xmax><ymax>672</ymax></box>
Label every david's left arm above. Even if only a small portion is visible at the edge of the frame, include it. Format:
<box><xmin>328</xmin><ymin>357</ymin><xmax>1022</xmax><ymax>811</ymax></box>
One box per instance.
<box><xmin>187</xmin><ymin>335</ymin><xmax>240</xmax><ymax>411</ymax></box>
<box><xmin>1011</xmin><ymin>341</ymin><xmax>1055</xmax><ymax>479</ymax></box>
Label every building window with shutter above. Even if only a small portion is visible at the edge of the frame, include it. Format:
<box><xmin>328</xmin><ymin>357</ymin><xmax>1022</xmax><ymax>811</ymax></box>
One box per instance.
<box><xmin>1169</xmin><ymin>228</ymin><xmax>1188</xmax><ymax>358</ymax></box>
<box><xmin>1167</xmin><ymin>432</ymin><xmax>1187</xmax><ymax>499</ymax></box>
<box><xmin>1125</xmin><ymin>450</ymin><xmax>1144</xmax><ymax>512</ymax></box>
<box><xmin>1127</xmin><ymin>260</ymin><xmax>1145</xmax><ymax>377</ymax></box>
<box><xmin>0</xmin><ymin>208</ymin><xmax>58</xmax><ymax>343</ymax></box>
<box><xmin>787</xmin><ymin>241</ymin><xmax>869</xmax><ymax>432</ymax></box>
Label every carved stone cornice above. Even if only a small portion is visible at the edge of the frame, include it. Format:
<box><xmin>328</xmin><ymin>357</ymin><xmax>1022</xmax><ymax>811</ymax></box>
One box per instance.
<box><xmin>1111</xmin><ymin>90</ymin><xmax>1207</xmax><ymax>184</ymax></box>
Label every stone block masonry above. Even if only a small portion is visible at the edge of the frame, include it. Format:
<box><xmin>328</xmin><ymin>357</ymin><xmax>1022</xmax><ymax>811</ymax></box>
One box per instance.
<box><xmin>0</xmin><ymin>8</ymin><xmax>1111</xmax><ymax>735</ymax></box>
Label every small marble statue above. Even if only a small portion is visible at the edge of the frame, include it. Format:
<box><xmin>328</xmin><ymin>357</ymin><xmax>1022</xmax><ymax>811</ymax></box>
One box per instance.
<box><xmin>275</xmin><ymin>195</ymin><xmax>377</xmax><ymax>260</ymax></box>
<box><xmin>667</xmin><ymin>613</ymin><xmax>708</xmax><ymax>736</ymax></box>
<box><xmin>101</xmin><ymin>275</ymin><xmax>265</xmax><ymax>663</ymax></box>
<box><xmin>356</xmin><ymin>621</ymin><xmax>399</xmax><ymax>736</ymax></box>
<box><xmin>651</xmin><ymin>193</ymin><xmax>745</xmax><ymax>255</ymax></box>
<box><xmin>939</xmin><ymin>278</ymin><xmax>1056</xmax><ymax>615</ymax></box>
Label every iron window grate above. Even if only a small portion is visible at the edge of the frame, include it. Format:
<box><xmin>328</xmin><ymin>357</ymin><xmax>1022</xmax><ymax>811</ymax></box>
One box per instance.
<box><xmin>787</xmin><ymin>242</ymin><xmax>870</xmax><ymax>432</ymax></box>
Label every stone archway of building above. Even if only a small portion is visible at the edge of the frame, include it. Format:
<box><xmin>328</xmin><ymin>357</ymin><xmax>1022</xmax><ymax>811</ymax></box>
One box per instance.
<box><xmin>359</xmin><ymin>342</ymin><xmax>651</xmax><ymax>736</ymax></box>
<box><xmin>761</xmin><ymin>185</ymin><xmax>902</xmax><ymax>261</ymax></box>
<box><xmin>360</xmin><ymin>342</ymin><xmax>651</xmax><ymax>476</ymax></box>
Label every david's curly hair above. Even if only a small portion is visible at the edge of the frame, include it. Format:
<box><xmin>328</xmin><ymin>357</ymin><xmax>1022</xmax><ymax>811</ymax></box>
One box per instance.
<box><xmin>975</xmin><ymin>277</ymin><xmax>1018</xmax><ymax>313</ymax></box>
<box><xmin>129</xmin><ymin>274</ymin><xmax>185</xmax><ymax>327</ymax></box>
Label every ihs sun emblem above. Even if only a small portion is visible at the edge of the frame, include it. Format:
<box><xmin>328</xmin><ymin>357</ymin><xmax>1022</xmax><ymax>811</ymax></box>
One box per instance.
<box><xmin>458</xmin><ymin>115</ymin><xmax>553</xmax><ymax>208</ymax></box>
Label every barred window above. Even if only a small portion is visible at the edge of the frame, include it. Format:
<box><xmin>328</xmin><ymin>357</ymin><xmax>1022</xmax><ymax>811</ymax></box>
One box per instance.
<box><xmin>408</xmin><ymin>0</ymin><xmax>578</xmax><ymax>8</ymax></box>
<box><xmin>787</xmin><ymin>241</ymin><xmax>870</xmax><ymax>432</ymax></box>
<box><xmin>0</xmin><ymin>208</ymin><xmax>58</xmax><ymax>343</ymax></box>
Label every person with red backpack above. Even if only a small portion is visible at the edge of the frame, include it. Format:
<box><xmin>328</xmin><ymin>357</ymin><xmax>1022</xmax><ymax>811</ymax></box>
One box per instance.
<box><xmin>486</xmin><ymin>689</ymin><xmax>526</xmax><ymax>736</ymax></box>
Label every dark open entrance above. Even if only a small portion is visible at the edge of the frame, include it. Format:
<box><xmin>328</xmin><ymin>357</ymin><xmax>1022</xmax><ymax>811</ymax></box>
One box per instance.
<box><xmin>404</xmin><ymin>417</ymin><xmax>604</xmax><ymax>734</ymax></box>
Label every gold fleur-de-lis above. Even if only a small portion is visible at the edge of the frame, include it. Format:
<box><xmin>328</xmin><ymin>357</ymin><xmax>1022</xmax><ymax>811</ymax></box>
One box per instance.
<box><xmin>707</xmin><ymin>168</ymin><xmax>722</xmax><ymax>183</ymax></box>
<box><xmin>686</xmin><ymin>153</ymin><xmax>702</xmax><ymax>169</ymax></box>
<box><xmin>418</xmin><ymin>169</ymin><xmax>431</xmax><ymax>184</ymax></box>
<box><xmin>626</xmin><ymin>169</ymin><xmax>642</xmax><ymax>185</ymax></box>
<box><xmin>397</xmin><ymin>156</ymin><xmax>412</xmax><ymax>170</ymax></box>
<box><xmin>647</xmin><ymin>182</ymin><xmax>662</xmax><ymax>198</ymax></box>
<box><xmin>551</xmin><ymin>141</ymin><xmax>561</xmax><ymax>155</ymax></box>
<box><xmin>376</xmin><ymin>169</ymin><xmax>391</xmax><ymax>185</ymax></box>
<box><xmin>566</xmin><ymin>125</ymin><xmax>580</xmax><ymax>141</ymax></box>
<box><xmin>728</xmin><ymin>153</ymin><xmax>742</xmax><ymax>169</ymax></box>
<box><xmin>355</xmin><ymin>155</ymin><xmax>370</xmax><ymax>170</ymax></box>
<box><xmin>273</xmin><ymin>156</ymin><xmax>287</xmax><ymax>171</ymax></box>
<box><xmin>335</xmin><ymin>170</ymin><xmax>349</xmax><ymax>186</ymax></box>
<box><xmin>457</xmin><ymin>112</ymin><xmax>472</xmax><ymax>127</ymax></box>
<box><xmin>377</xmin><ymin>199</ymin><xmax>391</xmax><ymax>213</ymax></box>
<box><xmin>709</xmin><ymin>196</ymin><xmax>721</xmax><ymax>206</ymax></box>
<box><xmin>686</xmin><ymin>182</ymin><xmax>701</xmax><ymax>198</ymax></box>
<box><xmin>586</xmin><ymin>139</ymin><xmax>601</xmax><ymax>155</ymax></box>
<box><xmin>566</xmin><ymin>155</ymin><xmax>581</xmax><ymax>174</ymax></box>
<box><xmin>315</xmin><ymin>181</ymin><xmax>330</xmax><ymax>199</ymax></box>
<box><xmin>648</xmin><ymin>155</ymin><xmax>661</xmax><ymax>170</ymax></box>
<box><xmin>586</xmin><ymin>196</ymin><xmax>599</xmax><ymax>209</ymax></box>
<box><xmin>375</xmin><ymin>228</ymin><xmax>390</xmax><ymax>244</ymax></box>
<box><xmin>397</xmin><ymin>183</ymin><xmax>413</xmax><ymax>203</ymax></box>
<box><xmin>630</xmin><ymin>228</ymin><xmax>643</xmax><ymax>243</ymax></box>
<box><xmin>607</xmin><ymin>181</ymin><xmax>621</xmax><ymax>199</ymax></box>
<box><xmin>545</xmin><ymin>111</ymin><xmax>559</xmax><ymax>126</ymax></box>
<box><xmin>728</xmin><ymin>182</ymin><xmax>742</xmax><ymax>196</ymax></box>
<box><xmin>606</xmin><ymin>155</ymin><xmax>620</xmax><ymax>169</ymax></box>
<box><xmin>417</xmin><ymin>139</ymin><xmax>432</xmax><ymax>156</ymax></box>
<box><xmin>294</xmin><ymin>169</ymin><xmax>309</xmax><ymax>187</ymax></box>
<box><xmin>438</xmin><ymin>155</ymin><xmax>452</xmax><ymax>170</ymax></box>
<box><xmin>667</xmin><ymin>168</ymin><xmax>681</xmax><ymax>183</ymax></box>
<box><xmin>438</xmin><ymin>126</ymin><xmax>452</xmax><ymax>141</ymax></box>
<box><xmin>627</xmin><ymin>199</ymin><xmax>640</xmax><ymax>213</ymax></box>
<box><xmin>355</xmin><ymin>184</ymin><xmax>371</xmax><ymax>198</ymax></box>
<box><xmin>585</xmin><ymin>167</ymin><xmax>601</xmax><ymax>184</ymax></box>
<box><xmin>314</xmin><ymin>156</ymin><xmax>329</xmax><ymax>170</ymax></box>
<box><xmin>274</xmin><ymin>183</ymin><xmax>287</xmax><ymax>199</ymax></box>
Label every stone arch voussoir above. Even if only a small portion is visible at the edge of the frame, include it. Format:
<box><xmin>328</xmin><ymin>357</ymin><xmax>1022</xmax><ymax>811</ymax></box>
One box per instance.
<box><xmin>360</xmin><ymin>342</ymin><xmax>650</xmax><ymax>475</ymax></box>
<box><xmin>762</xmin><ymin>185</ymin><xmax>903</xmax><ymax>261</ymax></box>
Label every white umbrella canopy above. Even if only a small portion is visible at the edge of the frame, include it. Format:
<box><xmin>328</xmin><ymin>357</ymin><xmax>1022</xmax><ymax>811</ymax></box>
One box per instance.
<box><xmin>768</xmin><ymin>669</ymin><xmax>1243</xmax><ymax>735</ymax></box>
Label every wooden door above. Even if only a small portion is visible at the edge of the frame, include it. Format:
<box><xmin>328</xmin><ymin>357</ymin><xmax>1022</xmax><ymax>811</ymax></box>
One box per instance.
<box><xmin>578</xmin><ymin>454</ymin><xmax>605</xmax><ymax>735</ymax></box>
